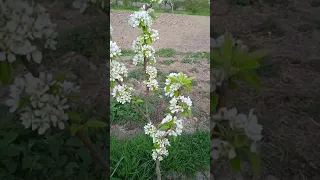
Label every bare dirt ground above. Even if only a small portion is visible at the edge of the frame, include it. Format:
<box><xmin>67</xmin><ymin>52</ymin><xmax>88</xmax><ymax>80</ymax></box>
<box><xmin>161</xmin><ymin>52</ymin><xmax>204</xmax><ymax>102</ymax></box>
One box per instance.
<box><xmin>110</xmin><ymin>10</ymin><xmax>210</xmax><ymax>52</ymax></box>
<box><xmin>212</xmin><ymin>0</ymin><xmax>320</xmax><ymax>180</ymax></box>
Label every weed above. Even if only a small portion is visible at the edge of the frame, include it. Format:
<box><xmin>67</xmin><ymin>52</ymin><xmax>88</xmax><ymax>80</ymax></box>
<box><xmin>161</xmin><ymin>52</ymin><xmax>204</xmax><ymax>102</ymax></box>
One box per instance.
<box><xmin>160</xmin><ymin>59</ymin><xmax>174</xmax><ymax>66</ymax></box>
<box><xmin>156</xmin><ymin>48</ymin><xmax>176</xmax><ymax>57</ymax></box>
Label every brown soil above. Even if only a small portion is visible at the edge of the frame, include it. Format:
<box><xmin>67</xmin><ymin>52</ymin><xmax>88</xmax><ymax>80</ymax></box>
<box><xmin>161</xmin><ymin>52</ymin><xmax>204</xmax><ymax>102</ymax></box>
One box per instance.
<box><xmin>110</xmin><ymin>10</ymin><xmax>210</xmax><ymax>52</ymax></box>
<box><xmin>212</xmin><ymin>0</ymin><xmax>320</xmax><ymax>180</ymax></box>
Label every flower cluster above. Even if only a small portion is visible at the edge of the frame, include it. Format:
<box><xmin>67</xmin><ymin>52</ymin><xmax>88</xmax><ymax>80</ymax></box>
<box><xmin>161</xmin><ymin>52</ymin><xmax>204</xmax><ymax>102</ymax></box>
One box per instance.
<box><xmin>169</xmin><ymin>96</ymin><xmax>192</xmax><ymax>114</ymax></box>
<box><xmin>143</xmin><ymin>66</ymin><xmax>159</xmax><ymax>91</ymax></box>
<box><xmin>111</xmin><ymin>84</ymin><xmax>134</xmax><ymax>104</ymax></box>
<box><xmin>144</xmin><ymin>73</ymin><xmax>192</xmax><ymax>161</ymax></box>
<box><xmin>164</xmin><ymin>73</ymin><xmax>182</xmax><ymax>97</ymax></box>
<box><xmin>129</xmin><ymin>7</ymin><xmax>159</xmax><ymax>67</ymax></box>
<box><xmin>110</xmin><ymin>25</ymin><xmax>133</xmax><ymax>104</ymax></box>
<box><xmin>0</xmin><ymin>0</ymin><xmax>57</xmax><ymax>64</ymax></box>
<box><xmin>211</xmin><ymin>108</ymin><xmax>263</xmax><ymax>160</ymax></box>
<box><xmin>5</xmin><ymin>72</ymin><xmax>79</xmax><ymax>135</ymax></box>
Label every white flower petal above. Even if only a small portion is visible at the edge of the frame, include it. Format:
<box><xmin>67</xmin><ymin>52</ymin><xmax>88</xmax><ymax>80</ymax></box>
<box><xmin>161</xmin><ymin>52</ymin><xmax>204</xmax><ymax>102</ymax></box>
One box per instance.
<box><xmin>32</xmin><ymin>50</ymin><xmax>42</xmax><ymax>63</ymax></box>
<box><xmin>7</xmin><ymin>53</ymin><xmax>16</xmax><ymax>63</ymax></box>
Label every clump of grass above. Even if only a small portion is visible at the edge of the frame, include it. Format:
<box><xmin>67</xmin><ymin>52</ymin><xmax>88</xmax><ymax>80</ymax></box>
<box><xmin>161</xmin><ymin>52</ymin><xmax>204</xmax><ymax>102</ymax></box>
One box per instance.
<box><xmin>127</xmin><ymin>69</ymin><xmax>144</xmax><ymax>80</ymax></box>
<box><xmin>121</xmin><ymin>49</ymin><xmax>134</xmax><ymax>56</ymax></box>
<box><xmin>156</xmin><ymin>48</ymin><xmax>176</xmax><ymax>57</ymax></box>
<box><xmin>191</xmin><ymin>79</ymin><xmax>198</xmax><ymax>86</ymax></box>
<box><xmin>110</xmin><ymin>97</ymin><xmax>153</xmax><ymax>125</ymax></box>
<box><xmin>160</xmin><ymin>59</ymin><xmax>175</xmax><ymax>66</ymax></box>
<box><xmin>185</xmin><ymin>52</ymin><xmax>210</xmax><ymax>60</ymax></box>
<box><xmin>110</xmin><ymin>130</ymin><xmax>210</xmax><ymax>179</ymax></box>
<box><xmin>182</xmin><ymin>58</ymin><xmax>199</xmax><ymax>64</ymax></box>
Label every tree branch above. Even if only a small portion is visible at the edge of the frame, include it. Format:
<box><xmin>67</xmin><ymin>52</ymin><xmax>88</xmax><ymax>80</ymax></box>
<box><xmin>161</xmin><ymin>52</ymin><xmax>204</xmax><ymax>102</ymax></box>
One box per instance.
<box><xmin>76</xmin><ymin>130</ymin><xmax>109</xmax><ymax>173</ymax></box>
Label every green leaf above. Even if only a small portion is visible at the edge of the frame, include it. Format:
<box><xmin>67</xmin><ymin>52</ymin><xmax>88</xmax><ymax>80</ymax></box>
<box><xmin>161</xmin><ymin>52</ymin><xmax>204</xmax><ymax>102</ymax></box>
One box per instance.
<box><xmin>65</xmin><ymin>137</ymin><xmax>83</xmax><ymax>147</ymax></box>
<box><xmin>188</xmin><ymin>110</ymin><xmax>192</xmax><ymax>117</ymax></box>
<box><xmin>110</xmin><ymin>81</ymin><xmax>115</xmax><ymax>88</ymax></box>
<box><xmin>229</xmin><ymin>155</ymin><xmax>241</xmax><ymax>173</ymax></box>
<box><xmin>67</xmin><ymin>112</ymin><xmax>81</xmax><ymax>121</ymax></box>
<box><xmin>0</xmin><ymin>61</ymin><xmax>12</xmax><ymax>84</ymax></box>
<box><xmin>18</xmin><ymin>97</ymin><xmax>29</xmax><ymax>110</ymax></box>
<box><xmin>210</xmin><ymin>50</ymin><xmax>223</xmax><ymax>65</ymax></box>
<box><xmin>58</xmin><ymin>155</ymin><xmax>68</xmax><ymax>168</ymax></box>
<box><xmin>65</xmin><ymin>162</ymin><xmax>78</xmax><ymax>174</ymax></box>
<box><xmin>237</xmin><ymin>59</ymin><xmax>260</xmax><ymax>70</ymax></box>
<box><xmin>77</xmin><ymin>147</ymin><xmax>91</xmax><ymax>164</ymax></box>
<box><xmin>237</xmin><ymin>70</ymin><xmax>261</xmax><ymax>91</ymax></box>
<box><xmin>2</xmin><ymin>159</ymin><xmax>17</xmax><ymax>174</ymax></box>
<box><xmin>32</xmin><ymin>163</ymin><xmax>43</xmax><ymax>170</ymax></box>
<box><xmin>86</xmin><ymin>119</ymin><xmax>108</xmax><ymax>128</ymax></box>
<box><xmin>229</xmin><ymin>67</ymin><xmax>240</xmax><ymax>77</ymax></box>
<box><xmin>173</xmin><ymin>135</ymin><xmax>177</xmax><ymax>141</ymax></box>
<box><xmin>136</xmin><ymin>99</ymin><xmax>144</xmax><ymax>103</ymax></box>
<box><xmin>70</xmin><ymin>123</ymin><xmax>83</xmax><ymax>136</ymax></box>
<box><xmin>38</xmin><ymin>155</ymin><xmax>56</xmax><ymax>168</ymax></box>
<box><xmin>221</xmin><ymin>32</ymin><xmax>233</xmax><ymax>65</ymax></box>
<box><xmin>5</xmin><ymin>144</ymin><xmax>21</xmax><ymax>157</ymax></box>
<box><xmin>210</xmin><ymin>92</ymin><xmax>219</xmax><ymax>112</ymax></box>
<box><xmin>245</xmin><ymin>151</ymin><xmax>261</xmax><ymax>178</ymax></box>
<box><xmin>2</xmin><ymin>132</ymin><xmax>18</xmax><ymax>145</ymax></box>
<box><xmin>160</xmin><ymin>125</ymin><xmax>170</xmax><ymax>130</ymax></box>
<box><xmin>22</xmin><ymin>156</ymin><xmax>33</xmax><ymax>170</ymax></box>
<box><xmin>234</xmin><ymin>135</ymin><xmax>246</xmax><ymax>147</ymax></box>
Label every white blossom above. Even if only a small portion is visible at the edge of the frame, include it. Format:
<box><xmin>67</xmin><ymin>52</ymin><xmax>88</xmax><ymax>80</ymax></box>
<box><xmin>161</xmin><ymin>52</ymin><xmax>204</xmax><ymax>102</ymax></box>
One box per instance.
<box><xmin>110</xmin><ymin>61</ymin><xmax>128</xmax><ymax>82</ymax></box>
<box><xmin>0</xmin><ymin>0</ymin><xmax>57</xmax><ymax>64</ymax></box>
<box><xmin>111</xmin><ymin>84</ymin><xmax>133</xmax><ymax>104</ymax></box>
<box><xmin>5</xmin><ymin>72</ymin><xmax>78</xmax><ymax>135</ymax></box>
<box><xmin>110</xmin><ymin>41</ymin><xmax>121</xmax><ymax>60</ymax></box>
<box><xmin>128</xmin><ymin>10</ymin><xmax>153</xmax><ymax>28</ymax></box>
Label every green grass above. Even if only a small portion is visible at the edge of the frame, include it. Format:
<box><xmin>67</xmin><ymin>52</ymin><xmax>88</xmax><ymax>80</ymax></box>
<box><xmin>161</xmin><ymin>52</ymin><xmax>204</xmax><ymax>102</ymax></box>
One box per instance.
<box><xmin>182</xmin><ymin>57</ymin><xmax>200</xmax><ymax>64</ymax></box>
<box><xmin>111</xmin><ymin>97</ymin><xmax>153</xmax><ymax>125</ymax></box>
<box><xmin>127</xmin><ymin>69</ymin><xmax>144</xmax><ymax>80</ymax></box>
<box><xmin>110</xmin><ymin>5</ymin><xmax>210</xmax><ymax>16</ymax></box>
<box><xmin>155</xmin><ymin>48</ymin><xmax>176</xmax><ymax>57</ymax></box>
<box><xmin>121</xmin><ymin>49</ymin><xmax>134</xmax><ymax>56</ymax></box>
<box><xmin>160</xmin><ymin>59</ymin><xmax>175</xmax><ymax>66</ymax></box>
<box><xmin>191</xmin><ymin>79</ymin><xmax>198</xmax><ymax>86</ymax></box>
<box><xmin>185</xmin><ymin>52</ymin><xmax>210</xmax><ymax>61</ymax></box>
<box><xmin>110</xmin><ymin>130</ymin><xmax>210</xmax><ymax>179</ymax></box>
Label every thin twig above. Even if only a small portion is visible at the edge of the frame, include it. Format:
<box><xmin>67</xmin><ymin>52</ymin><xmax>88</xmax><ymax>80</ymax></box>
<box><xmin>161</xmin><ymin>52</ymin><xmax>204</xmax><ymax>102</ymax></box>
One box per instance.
<box><xmin>133</xmin><ymin>103</ymin><xmax>149</xmax><ymax>120</ymax></box>
<box><xmin>76</xmin><ymin>130</ymin><xmax>109</xmax><ymax>173</ymax></box>
<box><xmin>156</xmin><ymin>160</ymin><xmax>161</xmax><ymax>180</ymax></box>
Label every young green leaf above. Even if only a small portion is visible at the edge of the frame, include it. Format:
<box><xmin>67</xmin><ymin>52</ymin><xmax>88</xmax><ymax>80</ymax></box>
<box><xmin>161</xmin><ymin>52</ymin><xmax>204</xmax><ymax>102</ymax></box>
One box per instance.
<box><xmin>237</xmin><ymin>70</ymin><xmax>261</xmax><ymax>91</ymax></box>
<box><xmin>245</xmin><ymin>150</ymin><xmax>261</xmax><ymax>178</ymax></box>
<box><xmin>0</xmin><ymin>61</ymin><xmax>12</xmax><ymax>84</ymax></box>
<box><xmin>237</xmin><ymin>59</ymin><xmax>260</xmax><ymax>70</ymax></box>
<box><xmin>210</xmin><ymin>92</ymin><xmax>219</xmax><ymax>112</ymax></box>
<box><xmin>230</xmin><ymin>155</ymin><xmax>241</xmax><ymax>173</ymax></box>
<box><xmin>67</xmin><ymin>112</ymin><xmax>81</xmax><ymax>121</ymax></box>
<box><xmin>70</xmin><ymin>123</ymin><xmax>83</xmax><ymax>136</ymax></box>
<box><xmin>210</xmin><ymin>50</ymin><xmax>223</xmax><ymax>65</ymax></box>
<box><xmin>86</xmin><ymin>119</ymin><xmax>108</xmax><ymax>128</ymax></box>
